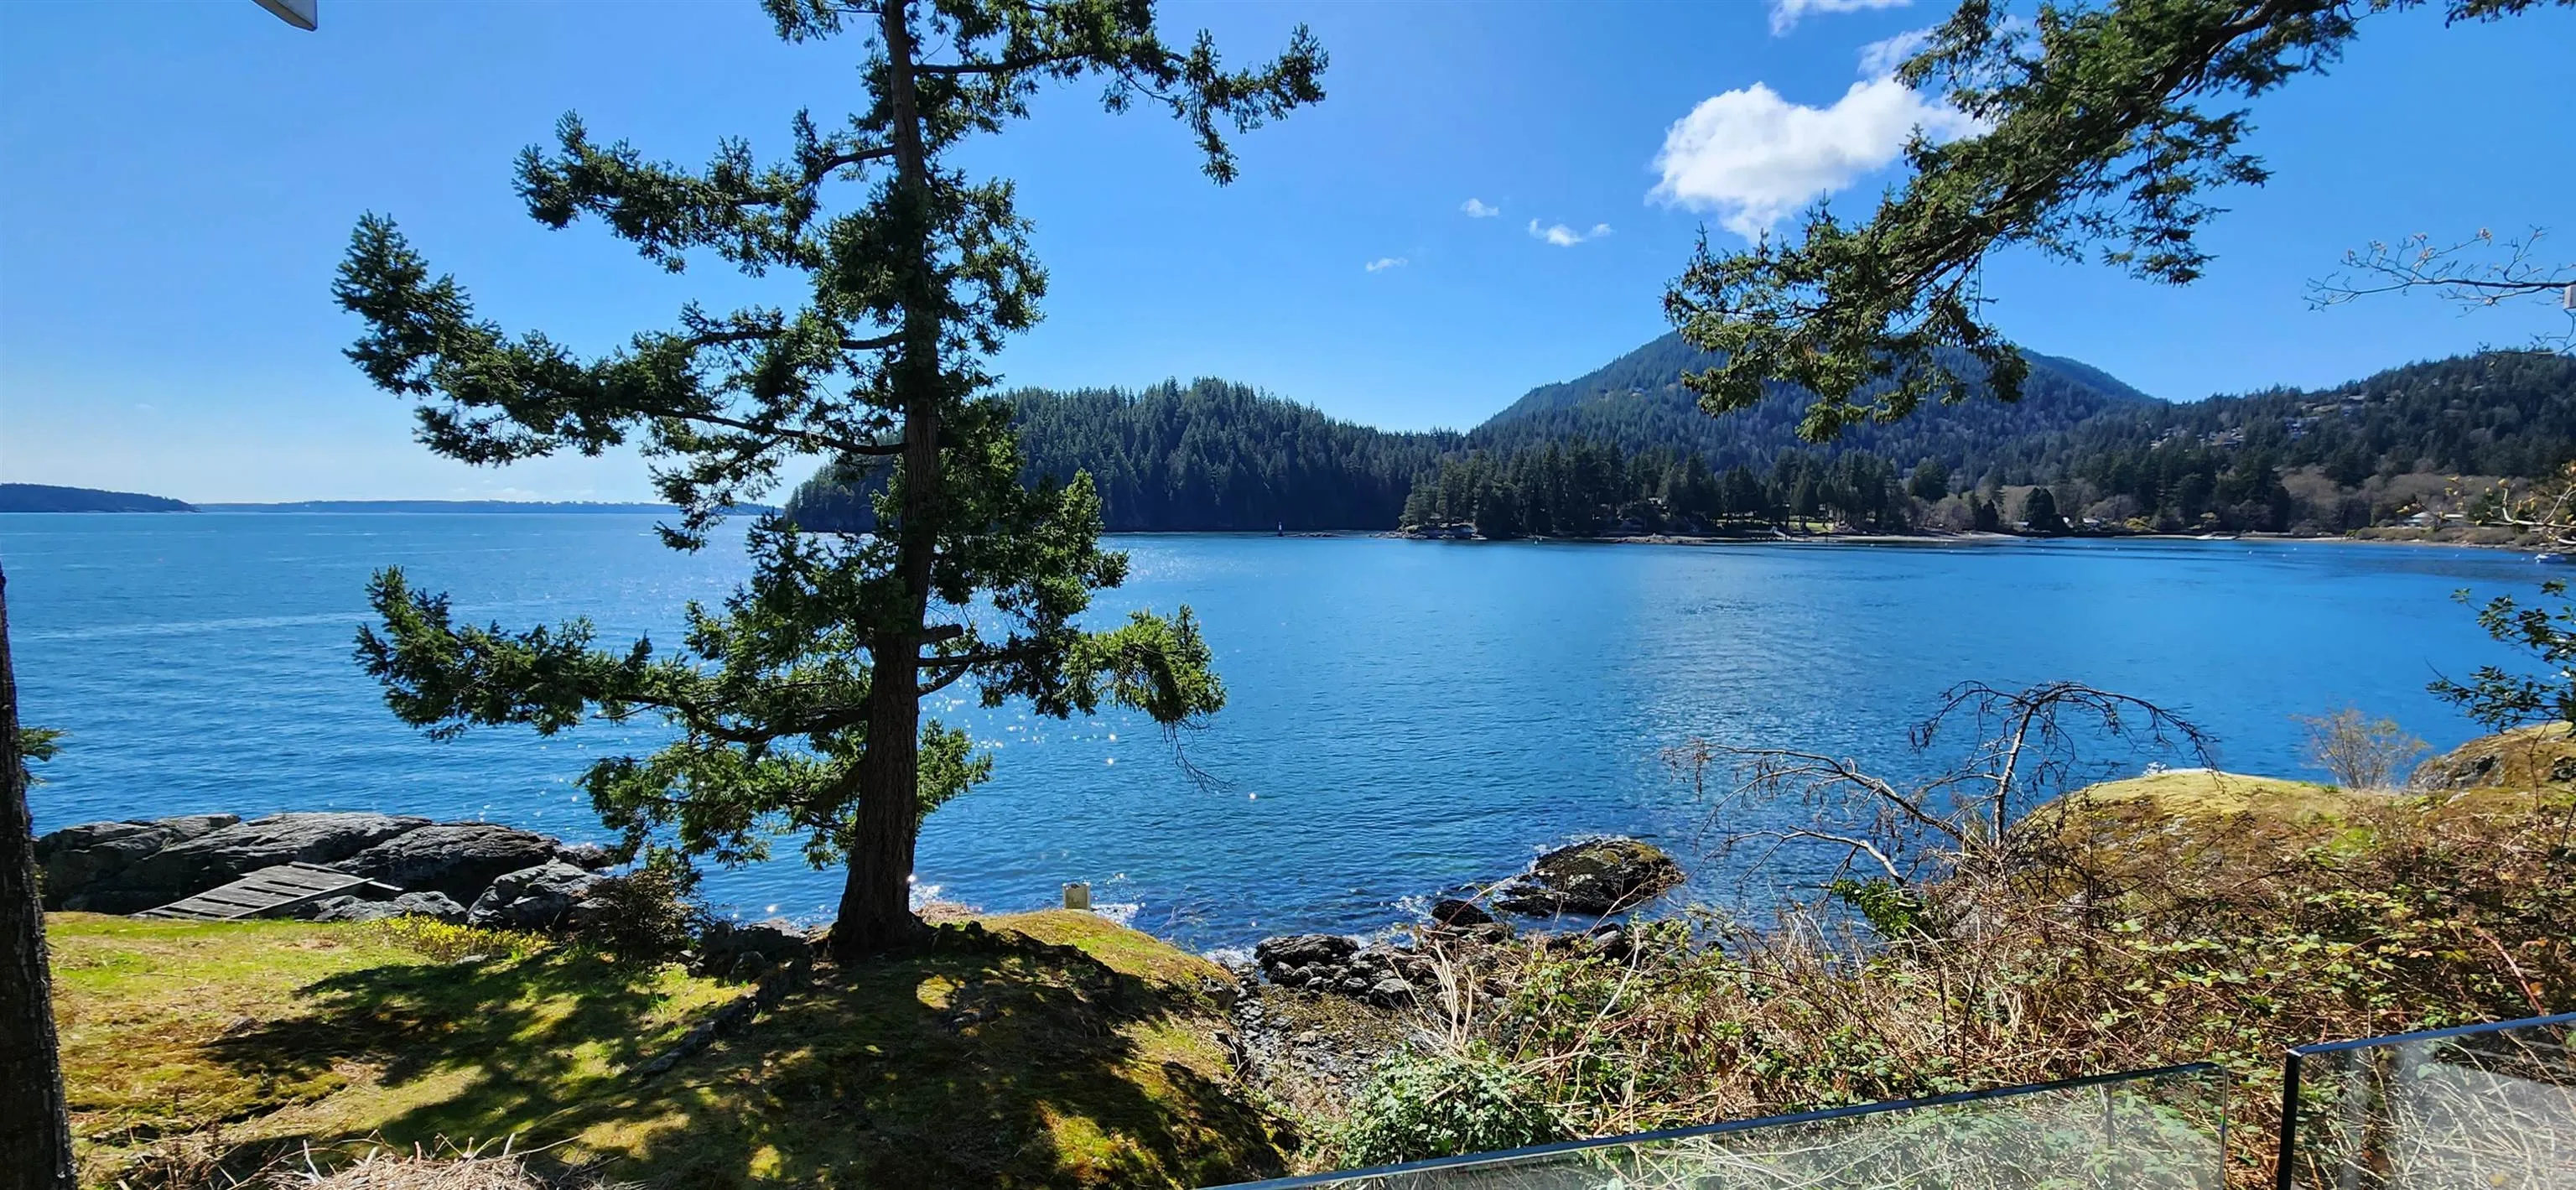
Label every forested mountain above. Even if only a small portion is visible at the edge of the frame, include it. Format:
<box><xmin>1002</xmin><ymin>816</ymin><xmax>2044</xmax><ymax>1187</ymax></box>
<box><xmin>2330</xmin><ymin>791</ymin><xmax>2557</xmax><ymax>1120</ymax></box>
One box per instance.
<box><xmin>2026</xmin><ymin>351</ymin><xmax>2576</xmax><ymax>533</ymax></box>
<box><xmin>782</xmin><ymin>335</ymin><xmax>2576</xmax><ymax>539</ymax></box>
<box><xmin>787</xmin><ymin>379</ymin><xmax>1460</xmax><ymax>532</ymax></box>
<box><xmin>1467</xmin><ymin>333</ymin><xmax>2156</xmax><ymax>481</ymax></box>
<box><xmin>1407</xmin><ymin>350</ymin><xmax>2576</xmax><ymax>537</ymax></box>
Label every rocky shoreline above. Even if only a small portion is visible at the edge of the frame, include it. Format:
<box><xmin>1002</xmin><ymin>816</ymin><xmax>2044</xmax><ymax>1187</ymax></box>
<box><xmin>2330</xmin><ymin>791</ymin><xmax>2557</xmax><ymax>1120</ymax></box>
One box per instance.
<box><xmin>39</xmin><ymin>811</ymin><xmax>1686</xmax><ymax>1013</ymax></box>
<box><xmin>1239</xmin><ymin>835</ymin><xmax>1678</xmax><ymax>996</ymax></box>
<box><xmin>34</xmin><ymin>811</ymin><xmax>619</xmax><ymax>929</ymax></box>
<box><xmin>1216</xmin><ymin>835</ymin><xmax>1685</xmax><ymax>1115</ymax></box>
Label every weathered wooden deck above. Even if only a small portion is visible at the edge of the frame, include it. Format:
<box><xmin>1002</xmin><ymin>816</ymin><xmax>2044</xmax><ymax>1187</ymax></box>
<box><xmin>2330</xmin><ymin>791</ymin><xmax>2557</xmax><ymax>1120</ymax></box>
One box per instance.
<box><xmin>137</xmin><ymin>862</ymin><xmax>400</xmax><ymax>922</ymax></box>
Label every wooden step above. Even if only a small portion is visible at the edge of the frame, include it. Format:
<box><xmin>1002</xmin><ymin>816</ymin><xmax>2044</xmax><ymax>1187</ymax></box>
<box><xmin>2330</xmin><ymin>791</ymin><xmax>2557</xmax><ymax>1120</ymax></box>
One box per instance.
<box><xmin>137</xmin><ymin>862</ymin><xmax>402</xmax><ymax>922</ymax></box>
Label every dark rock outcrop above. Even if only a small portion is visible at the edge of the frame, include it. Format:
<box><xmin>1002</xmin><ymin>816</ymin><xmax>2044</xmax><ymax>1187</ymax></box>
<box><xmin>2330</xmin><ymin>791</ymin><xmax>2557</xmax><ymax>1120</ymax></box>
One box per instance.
<box><xmin>695</xmin><ymin>919</ymin><xmax>815</xmax><ymax>979</ymax></box>
<box><xmin>2409</xmin><ymin>724</ymin><xmax>2576</xmax><ymax>792</ymax></box>
<box><xmin>1253</xmin><ymin>933</ymin><xmax>1356</xmax><ymax>981</ymax></box>
<box><xmin>553</xmin><ymin>841</ymin><xmax>618</xmax><ymax>870</ymax></box>
<box><xmin>1253</xmin><ymin>934</ymin><xmax>1433</xmax><ymax>1007</ymax></box>
<box><xmin>307</xmin><ymin>890</ymin><xmax>470</xmax><ymax>924</ymax></box>
<box><xmin>1493</xmin><ymin>837</ymin><xmax>1683</xmax><ymax>917</ymax></box>
<box><xmin>34</xmin><ymin>809</ymin><xmax>615</xmax><ymax>918</ymax></box>
<box><xmin>35</xmin><ymin>814</ymin><xmax>240</xmax><ymax>910</ymax></box>
<box><xmin>64</xmin><ymin>812</ymin><xmax>428</xmax><ymax>913</ymax></box>
<box><xmin>468</xmin><ymin>861</ymin><xmax>597</xmax><ymax>931</ymax></box>
<box><xmin>330</xmin><ymin>822</ymin><xmax>564</xmax><ymax>903</ymax></box>
<box><xmin>1429</xmin><ymin>897</ymin><xmax>1494</xmax><ymax>928</ymax></box>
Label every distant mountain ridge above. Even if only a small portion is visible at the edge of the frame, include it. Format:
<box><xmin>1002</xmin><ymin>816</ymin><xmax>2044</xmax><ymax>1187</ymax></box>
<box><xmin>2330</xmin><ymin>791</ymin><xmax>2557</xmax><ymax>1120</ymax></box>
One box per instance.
<box><xmin>0</xmin><ymin>484</ymin><xmax>195</xmax><ymax>513</ymax></box>
<box><xmin>783</xmin><ymin>334</ymin><xmax>2158</xmax><ymax>533</ymax></box>
<box><xmin>1468</xmin><ymin>333</ymin><xmax>2159</xmax><ymax>482</ymax></box>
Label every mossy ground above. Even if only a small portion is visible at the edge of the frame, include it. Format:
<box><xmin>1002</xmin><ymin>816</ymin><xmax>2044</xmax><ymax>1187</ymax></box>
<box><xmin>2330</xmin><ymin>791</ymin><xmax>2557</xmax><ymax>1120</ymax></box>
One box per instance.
<box><xmin>50</xmin><ymin>910</ymin><xmax>1288</xmax><ymax>1188</ymax></box>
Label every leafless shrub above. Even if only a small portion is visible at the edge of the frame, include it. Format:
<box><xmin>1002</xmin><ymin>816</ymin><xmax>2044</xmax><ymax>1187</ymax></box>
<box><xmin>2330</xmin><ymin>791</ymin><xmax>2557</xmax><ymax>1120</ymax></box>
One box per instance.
<box><xmin>2294</xmin><ymin>708</ymin><xmax>2426</xmax><ymax>791</ymax></box>
<box><xmin>1667</xmin><ymin>681</ymin><xmax>2212</xmax><ymax>922</ymax></box>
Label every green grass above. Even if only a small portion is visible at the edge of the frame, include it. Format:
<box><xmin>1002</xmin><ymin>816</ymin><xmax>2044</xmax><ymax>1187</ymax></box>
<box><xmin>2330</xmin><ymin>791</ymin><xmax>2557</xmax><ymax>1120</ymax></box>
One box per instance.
<box><xmin>50</xmin><ymin>909</ymin><xmax>1285</xmax><ymax>1189</ymax></box>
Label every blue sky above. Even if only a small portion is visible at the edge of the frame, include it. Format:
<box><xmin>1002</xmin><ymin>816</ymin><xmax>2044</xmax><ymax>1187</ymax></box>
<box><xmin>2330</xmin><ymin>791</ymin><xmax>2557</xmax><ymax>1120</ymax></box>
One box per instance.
<box><xmin>3</xmin><ymin>0</ymin><xmax>2569</xmax><ymax>502</ymax></box>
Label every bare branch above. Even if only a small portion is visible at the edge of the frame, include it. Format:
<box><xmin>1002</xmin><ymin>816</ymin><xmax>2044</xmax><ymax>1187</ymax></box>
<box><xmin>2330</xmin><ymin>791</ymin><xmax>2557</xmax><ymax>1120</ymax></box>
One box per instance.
<box><xmin>2311</xmin><ymin>227</ymin><xmax>2576</xmax><ymax>354</ymax></box>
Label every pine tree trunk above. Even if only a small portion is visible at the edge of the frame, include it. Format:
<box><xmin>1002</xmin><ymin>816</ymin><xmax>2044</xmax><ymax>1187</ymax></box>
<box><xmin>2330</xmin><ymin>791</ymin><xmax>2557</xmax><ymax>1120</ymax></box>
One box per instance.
<box><xmin>834</xmin><ymin>645</ymin><xmax>923</xmax><ymax>954</ymax></box>
<box><xmin>0</xmin><ymin>564</ymin><xmax>77</xmax><ymax>1188</ymax></box>
<box><xmin>830</xmin><ymin>0</ymin><xmax>938</xmax><ymax>958</ymax></box>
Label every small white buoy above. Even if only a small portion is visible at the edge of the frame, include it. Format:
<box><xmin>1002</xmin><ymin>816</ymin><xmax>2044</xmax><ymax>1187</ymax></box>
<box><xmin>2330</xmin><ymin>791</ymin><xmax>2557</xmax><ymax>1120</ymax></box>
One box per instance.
<box><xmin>1063</xmin><ymin>881</ymin><xmax>1092</xmax><ymax>911</ymax></box>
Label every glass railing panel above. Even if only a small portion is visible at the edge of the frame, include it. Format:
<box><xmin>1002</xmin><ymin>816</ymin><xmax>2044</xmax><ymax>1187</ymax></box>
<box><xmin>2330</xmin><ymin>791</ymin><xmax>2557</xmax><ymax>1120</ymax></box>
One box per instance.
<box><xmin>1221</xmin><ymin>1063</ymin><xmax>2225</xmax><ymax>1190</ymax></box>
<box><xmin>2279</xmin><ymin>1011</ymin><xmax>2576</xmax><ymax>1190</ymax></box>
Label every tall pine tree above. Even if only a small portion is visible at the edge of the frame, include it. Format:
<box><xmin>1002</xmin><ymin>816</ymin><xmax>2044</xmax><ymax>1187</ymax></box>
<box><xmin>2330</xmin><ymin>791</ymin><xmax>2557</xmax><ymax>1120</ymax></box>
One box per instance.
<box><xmin>333</xmin><ymin>0</ymin><xmax>1323</xmax><ymax>954</ymax></box>
<box><xmin>1</xmin><ymin>564</ymin><xmax>75</xmax><ymax>1189</ymax></box>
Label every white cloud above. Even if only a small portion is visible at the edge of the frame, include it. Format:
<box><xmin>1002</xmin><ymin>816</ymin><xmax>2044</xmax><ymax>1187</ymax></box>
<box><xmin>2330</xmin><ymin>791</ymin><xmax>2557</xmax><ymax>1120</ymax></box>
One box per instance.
<box><xmin>1857</xmin><ymin>26</ymin><xmax>1934</xmax><ymax>76</ymax></box>
<box><xmin>1364</xmin><ymin>256</ymin><xmax>1409</xmax><ymax>273</ymax></box>
<box><xmin>1461</xmin><ymin>197</ymin><xmax>1500</xmax><ymax>218</ymax></box>
<box><xmin>1769</xmin><ymin>0</ymin><xmax>1911</xmax><ymax>35</ymax></box>
<box><xmin>1528</xmin><ymin>219</ymin><xmax>1613</xmax><ymax>247</ymax></box>
<box><xmin>1649</xmin><ymin>76</ymin><xmax>1982</xmax><ymax>240</ymax></box>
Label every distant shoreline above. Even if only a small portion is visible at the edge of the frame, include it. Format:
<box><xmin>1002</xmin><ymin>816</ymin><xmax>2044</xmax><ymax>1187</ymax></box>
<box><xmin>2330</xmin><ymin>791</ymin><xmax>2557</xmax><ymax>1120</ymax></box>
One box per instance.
<box><xmin>1389</xmin><ymin>527</ymin><xmax>2551</xmax><ymax>554</ymax></box>
<box><xmin>3</xmin><ymin>507</ymin><xmax>2547</xmax><ymax>556</ymax></box>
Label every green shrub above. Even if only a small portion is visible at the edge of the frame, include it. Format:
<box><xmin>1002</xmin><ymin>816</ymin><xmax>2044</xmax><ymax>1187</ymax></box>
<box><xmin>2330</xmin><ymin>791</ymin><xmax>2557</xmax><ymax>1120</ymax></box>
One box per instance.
<box><xmin>570</xmin><ymin>860</ymin><xmax>706</xmax><ymax>963</ymax></box>
<box><xmin>1337</xmin><ymin>1045</ymin><xmax>1560</xmax><ymax>1167</ymax></box>
<box><xmin>356</xmin><ymin>917</ymin><xmax>548</xmax><ymax>964</ymax></box>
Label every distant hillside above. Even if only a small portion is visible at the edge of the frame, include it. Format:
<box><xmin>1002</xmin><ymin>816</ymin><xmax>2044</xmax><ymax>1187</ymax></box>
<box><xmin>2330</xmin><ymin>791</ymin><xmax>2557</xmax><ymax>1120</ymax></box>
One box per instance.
<box><xmin>782</xmin><ymin>333</ymin><xmax>2576</xmax><ymax>539</ymax></box>
<box><xmin>788</xmin><ymin>380</ymin><xmax>1459</xmax><ymax>532</ymax></box>
<box><xmin>1407</xmin><ymin>349</ymin><xmax>2576</xmax><ymax>538</ymax></box>
<box><xmin>0</xmin><ymin>484</ymin><xmax>195</xmax><ymax>513</ymax></box>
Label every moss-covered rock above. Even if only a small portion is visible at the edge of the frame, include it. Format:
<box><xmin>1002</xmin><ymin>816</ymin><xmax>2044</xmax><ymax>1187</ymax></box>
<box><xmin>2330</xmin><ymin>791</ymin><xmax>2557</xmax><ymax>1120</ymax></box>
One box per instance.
<box><xmin>1493</xmin><ymin>837</ymin><xmax>1683</xmax><ymax>917</ymax></box>
<box><xmin>2409</xmin><ymin>722</ymin><xmax>2576</xmax><ymax>792</ymax></box>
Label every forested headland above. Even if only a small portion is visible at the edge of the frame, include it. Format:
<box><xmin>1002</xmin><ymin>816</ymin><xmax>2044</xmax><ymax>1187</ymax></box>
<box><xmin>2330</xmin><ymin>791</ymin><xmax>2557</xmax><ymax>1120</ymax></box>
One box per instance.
<box><xmin>0</xmin><ymin>484</ymin><xmax>195</xmax><ymax>513</ymax></box>
<box><xmin>783</xmin><ymin>338</ymin><xmax>2576</xmax><ymax>541</ymax></box>
<box><xmin>786</xmin><ymin>380</ymin><xmax>1458</xmax><ymax>532</ymax></box>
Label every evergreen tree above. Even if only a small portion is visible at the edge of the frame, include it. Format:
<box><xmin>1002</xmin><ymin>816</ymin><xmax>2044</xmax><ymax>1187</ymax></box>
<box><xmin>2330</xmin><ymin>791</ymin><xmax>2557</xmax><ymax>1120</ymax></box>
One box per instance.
<box><xmin>330</xmin><ymin>0</ymin><xmax>1322</xmax><ymax>954</ymax></box>
<box><xmin>1474</xmin><ymin>479</ymin><xmax>1524</xmax><ymax>539</ymax></box>
<box><xmin>1971</xmin><ymin>496</ymin><xmax>2002</xmax><ymax>533</ymax></box>
<box><xmin>2023</xmin><ymin>486</ymin><xmax>2069</xmax><ymax>534</ymax></box>
<box><xmin>1</xmin><ymin>564</ymin><xmax>75</xmax><ymax>1190</ymax></box>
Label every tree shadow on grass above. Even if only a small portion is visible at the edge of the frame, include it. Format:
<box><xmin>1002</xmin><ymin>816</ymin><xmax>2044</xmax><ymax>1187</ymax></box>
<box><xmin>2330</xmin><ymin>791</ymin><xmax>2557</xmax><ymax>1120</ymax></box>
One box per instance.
<box><xmin>201</xmin><ymin>947</ymin><xmax>704</xmax><ymax>1156</ymax></box>
<box><xmin>208</xmin><ymin>921</ymin><xmax>1292</xmax><ymax>1189</ymax></box>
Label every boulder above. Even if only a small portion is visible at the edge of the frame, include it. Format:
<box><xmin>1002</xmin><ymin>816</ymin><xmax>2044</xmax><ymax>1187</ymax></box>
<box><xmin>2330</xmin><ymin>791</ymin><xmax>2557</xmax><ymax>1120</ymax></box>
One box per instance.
<box><xmin>307</xmin><ymin>891</ymin><xmax>465</xmax><ymax>925</ymax></box>
<box><xmin>1428</xmin><ymin>897</ymin><xmax>1494</xmax><ymax>928</ymax></box>
<box><xmin>696</xmin><ymin>918</ymin><xmax>813</xmax><ymax>978</ymax></box>
<box><xmin>1253</xmin><ymin>933</ymin><xmax>1357</xmax><ymax>980</ymax></box>
<box><xmin>308</xmin><ymin>895</ymin><xmax>400</xmax><ymax>924</ymax></box>
<box><xmin>1251</xmin><ymin>934</ymin><xmax>1434</xmax><ymax>1006</ymax></box>
<box><xmin>553</xmin><ymin>841</ymin><xmax>618</xmax><ymax>870</ymax></box>
<box><xmin>330</xmin><ymin>822</ymin><xmax>564</xmax><ymax>903</ymax></box>
<box><xmin>1493</xmin><ymin>837</ymin><xmax>1683</xmax><ymax>917</ymax></box>
<box><xmin>80</xmin><ymin>813</ymin><xmax>430</xmax><ymax>914</ymax></box>
<box><xmin>468</xmin><ymin>861</ymin><xmax>597</xmax><ymax>932</ymax></box>
<box><xmin>389</xmin><ymin>891</ymin><xmax>470</xmax><ymax>922</ymax></box>
<box><xmin>35</xmin><ymin>814</ymin><xmax>241</xmax><ymax>910</ymax></box>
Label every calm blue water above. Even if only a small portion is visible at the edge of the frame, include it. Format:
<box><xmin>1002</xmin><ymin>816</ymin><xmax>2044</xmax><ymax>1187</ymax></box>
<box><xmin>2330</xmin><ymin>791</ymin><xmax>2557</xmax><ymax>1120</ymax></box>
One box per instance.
<box><xmin>0</xmin><ymin>514</ymin><xmax>2539</xmax><ymax>948</ymax></box>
